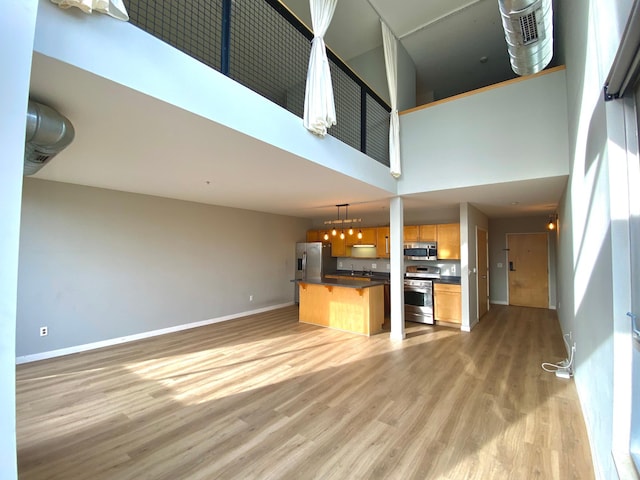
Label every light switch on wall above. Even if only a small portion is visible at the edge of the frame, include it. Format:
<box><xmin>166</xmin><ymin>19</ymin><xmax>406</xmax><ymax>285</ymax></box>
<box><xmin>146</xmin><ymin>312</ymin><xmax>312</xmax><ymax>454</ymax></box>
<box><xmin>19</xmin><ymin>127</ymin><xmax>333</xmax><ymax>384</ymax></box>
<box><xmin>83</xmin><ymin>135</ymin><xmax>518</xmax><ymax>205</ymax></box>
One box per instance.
<box><xmin>497</xmin><ymin>262</ymin><xmax>503</xmax><ymax>268</ymax></box>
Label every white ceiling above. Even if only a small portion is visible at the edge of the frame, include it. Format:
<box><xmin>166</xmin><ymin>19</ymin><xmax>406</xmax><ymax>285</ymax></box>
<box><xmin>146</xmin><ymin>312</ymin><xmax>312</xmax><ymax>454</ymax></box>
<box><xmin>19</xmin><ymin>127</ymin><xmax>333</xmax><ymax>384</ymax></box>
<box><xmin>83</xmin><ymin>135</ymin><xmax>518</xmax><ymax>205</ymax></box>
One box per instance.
<box><xmin>28</xmin><ymin>0</ymin><xmax>566</xmax><ymax>225</ymax></box>
<box><xmin>282</xmin><ymin>0</ymin><xmax>557</xmax><ymax>102</ymax></box>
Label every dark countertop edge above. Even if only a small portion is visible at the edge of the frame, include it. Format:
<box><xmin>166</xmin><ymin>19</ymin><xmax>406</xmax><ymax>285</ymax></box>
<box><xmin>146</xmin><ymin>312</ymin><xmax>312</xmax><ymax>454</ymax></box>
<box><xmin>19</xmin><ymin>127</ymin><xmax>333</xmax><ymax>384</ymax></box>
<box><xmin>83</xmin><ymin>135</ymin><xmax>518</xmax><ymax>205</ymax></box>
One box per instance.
<box><xmin>296</xmin><ymin>278</ymin><xmax>386</xmax><ymax>288</ymax></box>
<box><xmin>435</xmin><ymin>276</ymin><xmax>461</xmax><ymax>285</ymax></box>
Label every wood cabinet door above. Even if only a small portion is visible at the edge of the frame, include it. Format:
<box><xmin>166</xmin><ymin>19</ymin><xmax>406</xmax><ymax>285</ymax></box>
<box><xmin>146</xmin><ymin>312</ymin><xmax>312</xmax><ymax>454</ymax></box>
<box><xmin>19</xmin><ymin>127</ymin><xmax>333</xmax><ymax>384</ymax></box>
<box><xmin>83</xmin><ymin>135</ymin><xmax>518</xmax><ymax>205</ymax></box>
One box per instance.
<box><xmin>330</xmin><ymin>234</ymin><xmax>347</xmax><ymax>257</ymax></box>
<box><xmin>376</xmin><ymin>227</ymin><xmax>390</xmax><ymax>258</ymax></box>
<box><xmin>404</xmin><ymin>225</ymin><xmax>419</xmax><ymax>243</ymax></box>
<box><xmin>419</xmin><ymin>225</ymin><xmax>437</xmax><ymax>242</ymax></box>
<box><xmin>437</xmin><ymin>223</ymin><xmax>460</xmax><ymax>259</ymax></box>
<box><xmin>434</xmin><ymin>283</ymin><xmax>462</xmax><ymax>323</ymax></box>
<box><xmin>347</xmin><ymin>227</ymin><xmax>377</xmax><ymax>246</ymax></box>
<box><xmin>306</xmin><ymin>230</ymin><xmax>319</xmax><ymax>242</ymax></box>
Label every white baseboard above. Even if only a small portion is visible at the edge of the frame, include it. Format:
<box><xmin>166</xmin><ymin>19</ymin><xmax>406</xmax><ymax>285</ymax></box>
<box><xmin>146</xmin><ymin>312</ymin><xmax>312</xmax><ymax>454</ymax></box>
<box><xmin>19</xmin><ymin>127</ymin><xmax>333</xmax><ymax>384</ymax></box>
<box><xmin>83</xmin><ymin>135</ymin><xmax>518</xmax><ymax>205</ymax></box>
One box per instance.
<box><xmin>491</xmin><ymin>300</ymin><xmax>509</xmax><ymax>305</ymax></box>
<box><xmin>16</xmin><ymin>302</ymin><xmax>294</xmax><ymax>365</ymax></box>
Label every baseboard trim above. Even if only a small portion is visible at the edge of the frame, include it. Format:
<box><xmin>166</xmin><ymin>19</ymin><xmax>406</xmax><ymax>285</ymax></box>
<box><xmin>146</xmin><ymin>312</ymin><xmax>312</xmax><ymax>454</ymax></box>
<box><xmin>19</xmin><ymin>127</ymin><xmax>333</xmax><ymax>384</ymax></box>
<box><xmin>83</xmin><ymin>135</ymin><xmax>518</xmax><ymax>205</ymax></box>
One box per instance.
<box><xmin>491</xmin><ymin>300</ymin><xmax>509</xmax><ymax>305</ymax></box>
<box><xmin>16</xmin><ymin>302</ymin><xmax>294</xmax><ymax>365</ymax></box>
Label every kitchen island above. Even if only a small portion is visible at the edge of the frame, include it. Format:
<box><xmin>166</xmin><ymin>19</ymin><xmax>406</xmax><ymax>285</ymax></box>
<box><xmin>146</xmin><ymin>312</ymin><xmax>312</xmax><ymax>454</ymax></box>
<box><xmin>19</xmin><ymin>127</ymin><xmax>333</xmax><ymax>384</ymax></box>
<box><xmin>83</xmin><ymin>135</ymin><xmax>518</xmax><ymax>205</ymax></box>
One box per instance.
<box><xmin>297</xmin><ymin>278</ymin><xmax>385</xmax><ymax>336</ymax></box>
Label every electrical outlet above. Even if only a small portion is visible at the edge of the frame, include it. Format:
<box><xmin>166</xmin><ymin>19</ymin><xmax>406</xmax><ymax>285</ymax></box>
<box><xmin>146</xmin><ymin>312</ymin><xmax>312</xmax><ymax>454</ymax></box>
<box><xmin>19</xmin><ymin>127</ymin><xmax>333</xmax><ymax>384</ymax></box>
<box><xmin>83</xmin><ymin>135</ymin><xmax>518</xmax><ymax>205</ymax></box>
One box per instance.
<box><xmin>371</xmin><ymin>263</ymin><xmax>377</xmax><ymax>269</ymax></box>
<box><xmin>451</xmin><ymin>265</ymin><xmax>456</xmax><ymax>274</ymax></box>
<box><xmin>386</xmin><ymin>264</ymin><xmax>390</xmax><ymax>269</ymax></box>
<box><xmin>497</xmin><ymin>262</ymin><xmax>503</xmax><ymax>268</ymax></box>
<box><xmin>39</xmin><ymin>326</ymin><xmax>48</xmax><ymax>337</ymax></box>
<box><xmin>249</xmin><ymin>295</ymin><xmax>254</xmax><ymax>302</ymax></box>
<box><xmin>338</xmin><ymin>261</ymin><xmax>343</xmax><ymax>268</ymax></box>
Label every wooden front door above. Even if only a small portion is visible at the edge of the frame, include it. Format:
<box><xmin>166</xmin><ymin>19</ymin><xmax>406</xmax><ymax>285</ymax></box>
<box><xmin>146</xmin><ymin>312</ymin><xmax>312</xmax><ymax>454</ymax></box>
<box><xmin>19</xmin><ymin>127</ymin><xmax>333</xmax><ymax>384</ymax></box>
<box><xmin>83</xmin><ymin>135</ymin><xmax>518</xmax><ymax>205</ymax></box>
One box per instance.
<box><xmin>477</xmin><ymin>227</ymin><xmax>489</xmax><ymax>319</ymax></box>
<box><xmin>507</xmin><ymin>233</ymin><xmax>549</xmax><ymax>308</ymax></box>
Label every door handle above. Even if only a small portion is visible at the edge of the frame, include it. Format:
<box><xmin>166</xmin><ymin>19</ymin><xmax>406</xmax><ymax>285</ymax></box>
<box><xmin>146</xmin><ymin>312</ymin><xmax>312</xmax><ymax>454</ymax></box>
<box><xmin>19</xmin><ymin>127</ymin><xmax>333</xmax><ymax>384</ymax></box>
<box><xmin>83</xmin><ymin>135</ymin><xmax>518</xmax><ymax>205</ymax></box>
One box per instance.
<box><xmin>509</xmin><ymin>261</ymin><xmax>515</xmax><ymax>271</ymax></box>
<box><xmin>627</xmin><ymin>312</ymin><xmax>640</xmax><ymax>342</ymax></box>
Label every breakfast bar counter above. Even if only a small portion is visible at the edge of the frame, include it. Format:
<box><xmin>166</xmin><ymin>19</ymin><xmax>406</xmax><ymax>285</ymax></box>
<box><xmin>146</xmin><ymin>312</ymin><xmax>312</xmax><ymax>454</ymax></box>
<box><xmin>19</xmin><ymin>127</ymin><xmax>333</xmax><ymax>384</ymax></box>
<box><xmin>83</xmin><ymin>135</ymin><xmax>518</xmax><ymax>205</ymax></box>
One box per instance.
<box><xmin>297</xmin><ymin>278</ymin><xmax>385</xmax><ymax>336</ymax></box>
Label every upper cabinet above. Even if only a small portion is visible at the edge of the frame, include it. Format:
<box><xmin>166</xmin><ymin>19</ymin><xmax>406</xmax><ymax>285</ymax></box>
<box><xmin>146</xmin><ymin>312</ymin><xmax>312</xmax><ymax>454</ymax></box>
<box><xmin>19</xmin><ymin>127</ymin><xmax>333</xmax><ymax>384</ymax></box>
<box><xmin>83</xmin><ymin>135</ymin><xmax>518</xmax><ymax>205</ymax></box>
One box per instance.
<box><xmin>404</xmin><ymin>224</ymin><xmax>436</xmax><ymax>243</ymax></box>
<box><xmin>346</xmin><ymin>227</ymin><xmax>377</xmax><ymax>247</ymax></box>
<box><xmin>307</xmin><ymin>222</ymin><xmax>460</xmax><ymax>259</ymax></box>
<box><xmin>306</xmin><ymin>229</ymin><xmax>330</xmax><ymax>244</ymax></box>
<box><xmin>376</xmin><ymin>227</ymin><xmax>390</xmax><ymax>258</ymax></box>
<box><xmin>330</xmin><ymin>234</ymin><xmax>347</xmax><ymax>257</ymax></box>
<box><xmin>437</xmin><ymin>223</ymin><xmax>460</xmax><ymax>260</ymax></box>
<box><xmin>419</xmin><ymin>225</ymin><xmax>437</xmax><ymax>242</ymax></box>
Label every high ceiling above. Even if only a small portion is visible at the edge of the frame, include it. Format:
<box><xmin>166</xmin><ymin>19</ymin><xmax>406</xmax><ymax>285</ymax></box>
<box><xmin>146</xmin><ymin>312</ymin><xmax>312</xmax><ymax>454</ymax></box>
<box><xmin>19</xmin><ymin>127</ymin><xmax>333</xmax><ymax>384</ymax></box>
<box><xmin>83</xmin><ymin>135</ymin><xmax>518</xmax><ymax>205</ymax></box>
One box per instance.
<box><xmin>29</xmin><ymin>0</ymin><xmax>565</xmax><ymax>225</ymax></box>
<box><xmin>282</xmin><ymin>0</ymin><xmax>559</xmax><ymax>102</ymax></box>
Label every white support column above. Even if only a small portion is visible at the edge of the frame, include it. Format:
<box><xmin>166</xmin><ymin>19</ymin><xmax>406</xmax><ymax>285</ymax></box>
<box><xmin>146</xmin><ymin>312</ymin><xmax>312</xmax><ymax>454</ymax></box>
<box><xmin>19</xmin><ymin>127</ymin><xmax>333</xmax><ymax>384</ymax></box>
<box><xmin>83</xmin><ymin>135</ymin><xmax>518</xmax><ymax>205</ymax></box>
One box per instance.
<box><xmin>389</xmin><ymin>196</ymin><xmax>405</xmax><ymax>340</ymax></box>
<box><xmin>1</xmin><ymin>2</ymin><xmax>37</xmax><ymax>478</ymax></box>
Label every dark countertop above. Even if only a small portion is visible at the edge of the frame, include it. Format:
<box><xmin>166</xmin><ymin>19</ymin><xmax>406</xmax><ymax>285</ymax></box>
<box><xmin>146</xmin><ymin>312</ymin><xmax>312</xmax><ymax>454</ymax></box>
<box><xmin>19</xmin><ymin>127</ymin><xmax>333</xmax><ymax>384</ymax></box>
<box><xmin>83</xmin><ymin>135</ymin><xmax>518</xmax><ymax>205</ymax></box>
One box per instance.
<box><xmin>435</xmin><ymin>276</ymin><xmax>462</xmax><ymax>285</ymax></box>
<box><xmin>331</xmin><ymin>271</ymin><xmax>390</xmax><ymax>282</ymax></box>
<box><xmin>297</xmin><ymin>278</ymin><xmax>386</xmax><ymax>289</ymax></box>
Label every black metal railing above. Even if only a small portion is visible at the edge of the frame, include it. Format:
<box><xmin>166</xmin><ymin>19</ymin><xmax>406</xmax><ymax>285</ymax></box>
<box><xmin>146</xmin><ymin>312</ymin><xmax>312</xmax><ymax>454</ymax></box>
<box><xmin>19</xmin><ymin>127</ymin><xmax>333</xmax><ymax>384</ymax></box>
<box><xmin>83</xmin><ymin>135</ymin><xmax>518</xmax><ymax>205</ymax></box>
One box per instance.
<box><xmin>123</xmin><ymin>0</ymin><xmax>390</xmax><ymax>166</ymax></box>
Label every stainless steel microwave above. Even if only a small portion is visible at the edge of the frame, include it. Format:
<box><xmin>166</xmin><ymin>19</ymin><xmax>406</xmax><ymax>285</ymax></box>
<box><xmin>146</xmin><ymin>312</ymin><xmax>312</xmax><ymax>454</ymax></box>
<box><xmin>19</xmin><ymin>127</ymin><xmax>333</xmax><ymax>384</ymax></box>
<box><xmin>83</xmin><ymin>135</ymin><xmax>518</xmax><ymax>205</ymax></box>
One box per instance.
<box><xmin>403</xmin><ymin>242</ymin><xmax>437</xmax><ymax>260</ymax></box>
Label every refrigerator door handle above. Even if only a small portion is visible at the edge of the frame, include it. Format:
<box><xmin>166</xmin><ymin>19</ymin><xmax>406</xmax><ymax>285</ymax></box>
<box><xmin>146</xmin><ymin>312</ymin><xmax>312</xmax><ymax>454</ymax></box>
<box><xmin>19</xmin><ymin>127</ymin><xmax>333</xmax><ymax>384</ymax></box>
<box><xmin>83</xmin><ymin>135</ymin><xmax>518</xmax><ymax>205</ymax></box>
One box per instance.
<box><xmin>302</xmin><ymin>252</ymin><xmax>307</xmax><ymax>276</ymax></box>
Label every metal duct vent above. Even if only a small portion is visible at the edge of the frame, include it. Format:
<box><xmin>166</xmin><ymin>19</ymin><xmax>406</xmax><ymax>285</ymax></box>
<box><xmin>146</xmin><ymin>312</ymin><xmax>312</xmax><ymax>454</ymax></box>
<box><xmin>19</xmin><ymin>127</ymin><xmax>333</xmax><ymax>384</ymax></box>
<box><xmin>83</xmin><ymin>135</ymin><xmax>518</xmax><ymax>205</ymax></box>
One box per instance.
<box><xmin>24</xmin><ymin>100</ymin><xmax>75</xmax><ymax>176</ymax></box>
<box><xmin>498</xmin><ymin>0</ymin><xmax>553</xmax><ymax>76</ymax></box>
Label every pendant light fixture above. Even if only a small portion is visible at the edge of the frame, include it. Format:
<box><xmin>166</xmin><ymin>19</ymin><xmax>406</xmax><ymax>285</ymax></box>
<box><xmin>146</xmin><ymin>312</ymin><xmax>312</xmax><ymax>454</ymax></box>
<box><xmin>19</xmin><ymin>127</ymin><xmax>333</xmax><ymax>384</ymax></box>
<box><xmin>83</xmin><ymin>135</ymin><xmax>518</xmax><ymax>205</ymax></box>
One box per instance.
<box><xmin>324</xmin><ymin>203</ymin><xmax>362</xmax><ymax>233</ymax></box>
<box><xmin>346</xmin><ymin>204</ymin><xmax>354</xmax><ymax>235</ymax></box>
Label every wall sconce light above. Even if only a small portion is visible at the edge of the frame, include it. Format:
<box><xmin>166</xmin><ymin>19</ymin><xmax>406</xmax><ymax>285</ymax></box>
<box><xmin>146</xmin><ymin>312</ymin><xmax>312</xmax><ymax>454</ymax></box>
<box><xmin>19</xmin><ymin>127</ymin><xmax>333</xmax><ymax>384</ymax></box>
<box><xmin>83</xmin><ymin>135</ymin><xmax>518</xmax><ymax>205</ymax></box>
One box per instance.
<box><xmin>547</xmin><ymin>214</ymin><xmax>558</xmax><ymax>230</ymax></box>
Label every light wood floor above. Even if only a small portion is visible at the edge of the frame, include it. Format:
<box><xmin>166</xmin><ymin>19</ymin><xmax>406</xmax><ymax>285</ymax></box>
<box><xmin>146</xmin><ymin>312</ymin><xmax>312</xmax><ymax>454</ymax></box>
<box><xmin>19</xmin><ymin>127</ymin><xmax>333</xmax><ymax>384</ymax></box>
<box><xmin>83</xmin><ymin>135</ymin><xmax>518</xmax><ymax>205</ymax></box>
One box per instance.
<box><xmin>16</xmin><ymin>305</ymin><xmax>593</xmax><ymax>479</ymax></box>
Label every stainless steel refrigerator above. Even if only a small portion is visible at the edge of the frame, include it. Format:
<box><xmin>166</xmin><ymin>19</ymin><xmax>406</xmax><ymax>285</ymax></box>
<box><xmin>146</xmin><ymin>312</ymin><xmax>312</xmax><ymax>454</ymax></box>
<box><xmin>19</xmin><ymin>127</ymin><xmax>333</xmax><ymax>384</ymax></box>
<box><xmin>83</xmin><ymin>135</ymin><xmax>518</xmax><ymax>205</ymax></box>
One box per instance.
<box><xmin>294</xmin><ymin>242</ymin><xmax>336</xmax><ymax>303</ymax></box>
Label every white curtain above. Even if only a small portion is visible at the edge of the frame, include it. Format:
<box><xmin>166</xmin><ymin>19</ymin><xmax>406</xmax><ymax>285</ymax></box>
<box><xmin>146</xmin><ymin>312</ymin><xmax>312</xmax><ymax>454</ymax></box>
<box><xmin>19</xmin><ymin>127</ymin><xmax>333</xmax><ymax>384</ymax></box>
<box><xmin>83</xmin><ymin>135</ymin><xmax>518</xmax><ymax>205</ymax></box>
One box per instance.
<box><xmin>303</xmin><ymin>0</ymin><xmax>338</xmax><ymax>137</ymax></box>
<box><xmin>50</xmin><ymin>0</ymin><xmax>129</xmax><ymax>21</ymax></box>
<box><xmin>381</xmin><ymin>20</ymin><xmax>401</xmax><ymax>178</ymax></box>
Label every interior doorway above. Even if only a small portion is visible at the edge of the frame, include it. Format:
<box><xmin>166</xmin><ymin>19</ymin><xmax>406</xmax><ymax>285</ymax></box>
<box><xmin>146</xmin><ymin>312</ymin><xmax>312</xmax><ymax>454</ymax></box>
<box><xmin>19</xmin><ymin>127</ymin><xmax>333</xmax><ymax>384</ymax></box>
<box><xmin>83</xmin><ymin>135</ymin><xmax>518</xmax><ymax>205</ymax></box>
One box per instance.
<box><xmin>507</xmin><ymin>233</ymin><xmax>549</xmax><ymax>308</ymax></box>
<box><xmin>477</xmin><ymin>226</ymin><xmax>489</xmax><ymax>319</ymax></box>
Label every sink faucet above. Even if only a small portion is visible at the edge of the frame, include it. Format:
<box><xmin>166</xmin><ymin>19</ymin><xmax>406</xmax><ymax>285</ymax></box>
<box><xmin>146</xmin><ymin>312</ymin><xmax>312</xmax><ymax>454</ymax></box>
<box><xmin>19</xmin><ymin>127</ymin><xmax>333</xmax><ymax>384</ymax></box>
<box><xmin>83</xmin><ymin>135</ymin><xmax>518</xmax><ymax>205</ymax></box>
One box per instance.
<box><xmin>351</xmin><ymin>264</ymin><xmax>354</xmax><ymax>275</ymax></box>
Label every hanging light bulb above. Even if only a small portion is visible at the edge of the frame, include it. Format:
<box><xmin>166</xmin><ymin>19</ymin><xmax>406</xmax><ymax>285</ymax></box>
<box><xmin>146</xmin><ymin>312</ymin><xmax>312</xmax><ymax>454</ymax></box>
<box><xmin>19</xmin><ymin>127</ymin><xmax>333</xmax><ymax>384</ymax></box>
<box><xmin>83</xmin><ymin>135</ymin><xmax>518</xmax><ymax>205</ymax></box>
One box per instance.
<box><xmin>332</xmin><ymin>205</ymin><xmax>340</xmax><ymax>236</ymax></box>
<box><xmin>348</xmin><ymin>226</ymin><xmax>354</xmax><ymax>236</ymax></box>
<box><xmin>357</xmin><ymin>229</ymin><xmax>363</xmax><ymax>240</ymax></box>
<box><xmin>340</xmin><ymin>230</ymin><xmax>345</xmax><ymax>240</ymax></box>
<box><xmin>323</xmin><ymin>232</ymin><xmax>329</xmax><ymax>241</ymax></box>
<box><xmin>547</xmin><ymin>215</ymin><xmax>556</xmax><ymax>230</ymax></box>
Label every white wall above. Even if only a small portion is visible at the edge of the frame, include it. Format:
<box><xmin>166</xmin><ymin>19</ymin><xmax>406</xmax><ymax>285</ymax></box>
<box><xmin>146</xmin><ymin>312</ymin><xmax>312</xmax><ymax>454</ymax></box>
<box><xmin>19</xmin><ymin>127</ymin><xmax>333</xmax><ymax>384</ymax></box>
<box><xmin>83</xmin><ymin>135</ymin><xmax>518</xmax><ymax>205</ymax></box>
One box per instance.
<box><xmin>460</xmin><ymin>203</ymin><xmax>488</xmax><ymax>330</ymax></box>
<box><xmin>556</xmin><ymin>0</ymin><xmax>636</xmax><ymax>478</ymax></box>
<box><xmin>398</xmin><ymin>69</ymin><xmax>570</xmax><ymax>195</ymax></box>
<box><xmin>0</xmin><ymin>1</ymin><xmax>37</xmax><ymax>477</ymax></box>
<box><xmin>17</xmin><ymin>179</ymin><xmax>310</xmax><ymax>358</ymax></box>
<box><xmin>488</xmin><ymin>216</ymin><xmax>558</xmax><ymax>307</ymax></box>
<box><xmin>348</xmin><ymin>40</ymin><xmax>416</xmax><ymax>111</ymax></box>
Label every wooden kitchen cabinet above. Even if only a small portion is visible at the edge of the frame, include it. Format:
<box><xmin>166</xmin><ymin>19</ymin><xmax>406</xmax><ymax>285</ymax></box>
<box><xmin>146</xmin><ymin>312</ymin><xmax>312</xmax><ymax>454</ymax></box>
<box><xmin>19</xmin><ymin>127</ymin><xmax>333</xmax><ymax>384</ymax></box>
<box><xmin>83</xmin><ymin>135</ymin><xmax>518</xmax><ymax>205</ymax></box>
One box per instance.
<box><xmin>404</xmin><ymin>224</ymin><xmax>437</xmax><ymax>243</ymax></box>
<box><xmin>376</xmin><ymin>227</ymin><xmax>390</xmax><ymax>258</ymax></box>
<box><xmin>403</xmin><ymin>225</ymin><xmax>419</xmax><ymax>243</ymax></box>
<box><xmin>434</xmin><ymin>283</ymin><xmax>462</xmax><ymax>324</ymax></box>
<box><xmin>347</xmin><ymin>227</ymin><xmax>377</xmax><ymax>247</ymax></box>
<box><xmin>306</xmin><ymin>230</ymin><xmax>330</xmax><ymax>244</ymax></box>
<box><xmin>330</xmin><ymin>234</ymin><xmax>347</xmax><ymax>257</ymax></box>
<box><xmin>437</xmin><ymin>223</ymin><xmax>460</xmax><ymax>259</ymax></box>
<box><xmin>419</xmin><ymin>224</ymin><xmax>437</xmax><ymax>242</ymax></box>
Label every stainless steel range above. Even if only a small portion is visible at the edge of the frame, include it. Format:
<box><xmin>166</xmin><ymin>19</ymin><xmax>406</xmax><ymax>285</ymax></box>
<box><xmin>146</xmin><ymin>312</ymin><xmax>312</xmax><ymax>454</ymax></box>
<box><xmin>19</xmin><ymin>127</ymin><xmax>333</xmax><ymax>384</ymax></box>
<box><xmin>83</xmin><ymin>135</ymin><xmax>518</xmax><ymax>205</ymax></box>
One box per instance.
<box><xmin>404</xmin><ymin>266</ymin><xmax>441</xmax><ymax>324</ymax></box>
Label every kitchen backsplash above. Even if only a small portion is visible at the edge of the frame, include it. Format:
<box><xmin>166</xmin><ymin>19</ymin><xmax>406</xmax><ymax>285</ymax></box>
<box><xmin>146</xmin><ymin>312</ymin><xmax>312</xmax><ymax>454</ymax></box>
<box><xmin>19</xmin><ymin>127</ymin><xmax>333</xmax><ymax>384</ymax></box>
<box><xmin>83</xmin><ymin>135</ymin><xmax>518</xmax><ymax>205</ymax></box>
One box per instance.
<box><xmin>336</xmin><ymin>257</ymin><xmax>460</xmax><ymax>276</ymax></box>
